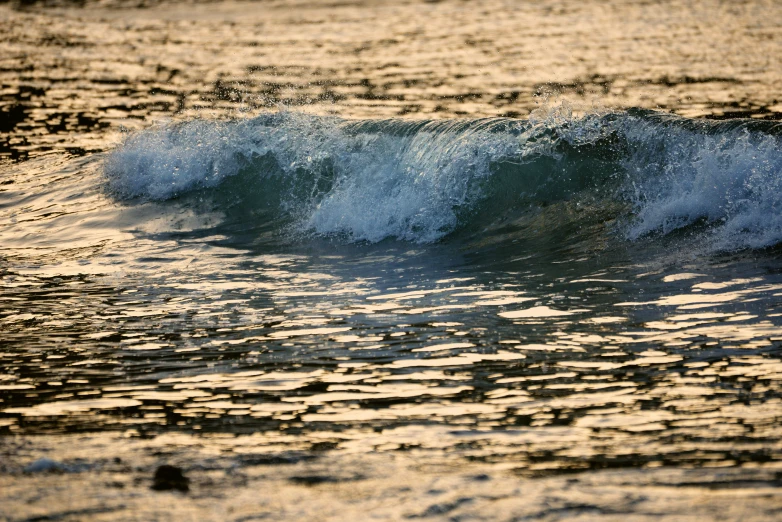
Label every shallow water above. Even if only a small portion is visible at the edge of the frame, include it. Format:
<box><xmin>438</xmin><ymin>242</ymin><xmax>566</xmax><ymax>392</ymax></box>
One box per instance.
<box><xmin>2</xmin><ymin>1</ymin><xmax>782</xmax><ymax>520</ymax></box>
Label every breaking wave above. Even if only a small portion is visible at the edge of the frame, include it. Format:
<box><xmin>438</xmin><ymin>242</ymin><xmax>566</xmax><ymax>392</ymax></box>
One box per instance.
<box><xmin>103</xmin><ymin>108</ymin><xmax>782</xmax><ymax>250</ymax></box>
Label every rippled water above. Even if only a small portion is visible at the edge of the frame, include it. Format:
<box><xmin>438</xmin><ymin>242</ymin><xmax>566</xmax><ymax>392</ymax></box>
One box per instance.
<box><xmin>2</xmin><ymin>1</ymin><xmax>782</xmax><ymax>520</ymax></box>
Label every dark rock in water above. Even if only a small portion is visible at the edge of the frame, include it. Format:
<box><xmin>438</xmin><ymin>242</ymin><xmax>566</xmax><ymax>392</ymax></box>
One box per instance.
<box><xmin>151</xmin><ymin>465</ymin><xmax>189</xmax><ymax>492</ymax></box>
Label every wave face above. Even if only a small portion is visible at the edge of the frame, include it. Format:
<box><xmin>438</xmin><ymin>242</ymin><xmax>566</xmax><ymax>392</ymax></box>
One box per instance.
<box><xmin>103</xmin><ymin>109</ymin><xmax>782</xmax><ymax>250</ymax></box>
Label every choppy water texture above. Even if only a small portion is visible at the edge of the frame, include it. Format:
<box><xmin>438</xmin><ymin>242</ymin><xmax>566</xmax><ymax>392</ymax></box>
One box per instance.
<box><xmin>2</xmin><ymin>1</ymin><xmax>782</xmax><ymax>521</ymax></box>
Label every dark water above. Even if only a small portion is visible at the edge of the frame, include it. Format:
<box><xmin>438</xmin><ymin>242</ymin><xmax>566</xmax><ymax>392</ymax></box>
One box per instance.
<box><xmin>2</xmin><ymin>1</ymin><xmax>782</xmax><ymax>520</ymax></box>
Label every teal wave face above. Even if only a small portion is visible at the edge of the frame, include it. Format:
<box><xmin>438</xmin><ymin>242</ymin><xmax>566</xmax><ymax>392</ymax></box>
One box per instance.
<box><xmin>103</xmin><ymin>109</ymin><xmax>782</xmax><ymax>251</ymax></box>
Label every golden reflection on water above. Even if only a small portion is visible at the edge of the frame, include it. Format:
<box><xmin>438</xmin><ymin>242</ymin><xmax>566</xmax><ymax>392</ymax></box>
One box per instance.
<box><xmin>3</xmin><ymin>246</ymin><xmax>782</xmax><ymax>487</ymax></box>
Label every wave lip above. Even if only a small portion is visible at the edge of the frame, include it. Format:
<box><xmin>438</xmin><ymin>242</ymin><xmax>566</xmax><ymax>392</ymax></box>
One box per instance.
<box><xmin>104</xmin><ymin>109</ymin><xmax>782</xmax><ymax>251</ymax></box>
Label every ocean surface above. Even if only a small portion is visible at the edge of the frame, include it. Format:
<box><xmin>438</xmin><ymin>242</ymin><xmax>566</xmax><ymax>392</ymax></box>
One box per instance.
<box><xmin>2</xmin><ymin>1</ymin><xmax>782</xmax><ymax>520</ymax></box>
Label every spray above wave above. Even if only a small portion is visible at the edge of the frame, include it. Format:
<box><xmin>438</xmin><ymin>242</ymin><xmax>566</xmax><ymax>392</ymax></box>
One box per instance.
<box><xmin>103</xmin><ymin>108</ymin><xmax>782</xmax><ymax>250</ymax></box>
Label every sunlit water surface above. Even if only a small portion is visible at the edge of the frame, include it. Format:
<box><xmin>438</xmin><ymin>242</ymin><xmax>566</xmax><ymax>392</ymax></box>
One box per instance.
<box><xmin>2</xmin><ymin>0</ymin><xmax>782</xmax><ymax>520</ymax></box>
<box><xmin>3</xmin><ymin>141</ymin><xmax>782</xmax><ymax>519</ymax></box>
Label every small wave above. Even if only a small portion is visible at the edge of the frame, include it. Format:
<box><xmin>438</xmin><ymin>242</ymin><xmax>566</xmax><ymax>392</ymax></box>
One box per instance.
<box><xmin>103</xmin><ymin>109</ymin><xmax>782</xmax><ymax>250</ymax></box>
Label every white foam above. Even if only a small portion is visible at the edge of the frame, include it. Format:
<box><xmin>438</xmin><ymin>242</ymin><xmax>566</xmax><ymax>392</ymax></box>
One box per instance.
<box><xmin>303</xmin><ymin>124</ymin><xmax>520</xmax><ymax>242</ymax></box>
<box><xmin>104</xmin><ymin>119</ymin><xmax>241</xmax><ymax>200</ymax></box>
<box><xmin>622</xmin><ymin>118</ymin><xmax>782</xmax><ymax>251</ymax></box>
